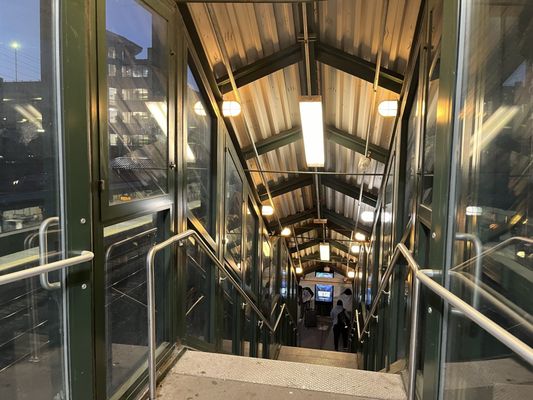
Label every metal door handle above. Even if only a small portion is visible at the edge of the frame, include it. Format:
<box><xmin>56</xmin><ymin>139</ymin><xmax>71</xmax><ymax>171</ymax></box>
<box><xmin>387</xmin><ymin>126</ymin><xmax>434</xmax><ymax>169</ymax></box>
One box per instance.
<box><xmin>39</xmin><ymin>217</ymin><xmax>61</xmax><ymax>290</ymax></box>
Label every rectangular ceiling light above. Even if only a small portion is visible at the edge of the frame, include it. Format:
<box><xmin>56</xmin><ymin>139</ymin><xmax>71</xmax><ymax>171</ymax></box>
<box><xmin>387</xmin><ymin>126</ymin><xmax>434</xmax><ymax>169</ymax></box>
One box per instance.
<box><xmin>319</xmin><ymin>242</ymin><xmax>330</xmax><ymax>261</ymax></box>
<box><xmin>299</xmin><ymin>96</ymin><xmax>325</xmax><ymax>167</ymax></box>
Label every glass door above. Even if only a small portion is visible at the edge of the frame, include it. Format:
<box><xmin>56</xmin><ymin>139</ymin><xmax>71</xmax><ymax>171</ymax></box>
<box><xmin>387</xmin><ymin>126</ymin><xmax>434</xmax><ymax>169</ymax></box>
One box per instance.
<box><xmin>0</xmin><ymin>1</ymin><xmax>74</xmax><ymax>398</ymax></box>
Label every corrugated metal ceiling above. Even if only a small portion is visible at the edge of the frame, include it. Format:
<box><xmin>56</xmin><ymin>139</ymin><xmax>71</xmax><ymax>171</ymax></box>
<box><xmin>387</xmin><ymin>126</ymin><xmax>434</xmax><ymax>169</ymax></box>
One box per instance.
<box><xmin>186</xmin><ymin>0</ymin><xmax>421</xmax><ymax>272</ymax></box>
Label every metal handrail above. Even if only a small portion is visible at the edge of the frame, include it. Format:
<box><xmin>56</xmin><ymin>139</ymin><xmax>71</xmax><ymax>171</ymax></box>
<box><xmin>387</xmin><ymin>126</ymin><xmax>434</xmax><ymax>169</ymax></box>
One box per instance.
<box><xmin>38</xmin><ymin>217</ymin><xmax>61</xmax><ymax>290</ymax></box>
<box><xmin>0</xmin><ymin>251</ymin><xmax>94</xmax><ymax>287</ymax></box>
<box><xmin>454</xmin><ymin>232</ymin><xmax>482</xmax><ymax>308</ymax></box>
<box><xmin>357</xmin><ymin>242</ymin><xmax>533</xmax><ymax>400</ymax></box>
<box><xmin>185</xmin><ymin>295</ymin><xmax>205</xmax><ymax>317</ymax></box>
<box><xmin>145</xmin><ymin>229</ymin><xmax>297</xmax><ymax>400</ymax></box>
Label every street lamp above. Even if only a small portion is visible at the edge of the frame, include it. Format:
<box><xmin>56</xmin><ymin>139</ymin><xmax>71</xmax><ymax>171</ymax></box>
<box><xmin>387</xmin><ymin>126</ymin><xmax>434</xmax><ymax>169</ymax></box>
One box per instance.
<box><xmin>10</xmin><ymin>42</ymin><xmax>20</xmax><ymax>81</ymax></box>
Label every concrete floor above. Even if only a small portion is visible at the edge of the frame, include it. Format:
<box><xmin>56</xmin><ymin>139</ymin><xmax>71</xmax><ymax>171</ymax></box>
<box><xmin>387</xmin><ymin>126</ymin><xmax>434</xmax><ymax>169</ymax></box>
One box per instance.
<box><xmin>158</xmin><ymin>350</ymin><xmax>407</xmax><ymax>400</ymax></box>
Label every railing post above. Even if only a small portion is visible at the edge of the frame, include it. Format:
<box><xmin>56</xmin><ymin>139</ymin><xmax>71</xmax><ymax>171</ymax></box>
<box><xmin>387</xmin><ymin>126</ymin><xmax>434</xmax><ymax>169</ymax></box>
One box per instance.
<box><xmin>147</xmin><ymin>248</ymin><xmax>158</xmax><ymax>400</ymax></box>
<box><xmin>407</xmin><ymin>275</ymin><xmax>420</xmax><ymax>400</ymax></box>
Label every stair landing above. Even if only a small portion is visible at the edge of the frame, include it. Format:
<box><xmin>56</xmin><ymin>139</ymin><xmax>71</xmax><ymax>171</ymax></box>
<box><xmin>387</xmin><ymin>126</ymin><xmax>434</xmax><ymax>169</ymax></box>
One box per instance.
<box><xmin>157</xmin><ymin>350</ymin><xmax>406</xmax><ymax>400</ymax></box>
<box><xmin>277</xmin><ymin>345</ymin><xmax>360</xmax><ymax>369</ymax></box>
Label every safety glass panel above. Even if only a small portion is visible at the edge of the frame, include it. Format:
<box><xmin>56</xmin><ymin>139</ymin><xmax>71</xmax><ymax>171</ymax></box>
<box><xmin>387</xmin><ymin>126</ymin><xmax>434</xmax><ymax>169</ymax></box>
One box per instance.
<box><xmin>105</xmin><ymin>0</ymin><xmax>169</xmax><ymax>205</ymax></box>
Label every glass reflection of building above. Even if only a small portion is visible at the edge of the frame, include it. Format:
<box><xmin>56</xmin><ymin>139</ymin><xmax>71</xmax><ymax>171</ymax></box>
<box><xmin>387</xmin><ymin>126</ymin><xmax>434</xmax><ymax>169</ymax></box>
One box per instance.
<box><xmin>106</xmin><ymin>28</ymin><xmax>168</xmax><ymax>204</ymax></box>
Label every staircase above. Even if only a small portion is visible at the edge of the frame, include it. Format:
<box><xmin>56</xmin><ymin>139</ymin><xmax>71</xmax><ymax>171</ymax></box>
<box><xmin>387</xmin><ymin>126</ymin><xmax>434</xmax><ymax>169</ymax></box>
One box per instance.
<box><xmin>157</xmin><ymin>349</ymin><xmax>407</xmax><ymax>400</ymax></box>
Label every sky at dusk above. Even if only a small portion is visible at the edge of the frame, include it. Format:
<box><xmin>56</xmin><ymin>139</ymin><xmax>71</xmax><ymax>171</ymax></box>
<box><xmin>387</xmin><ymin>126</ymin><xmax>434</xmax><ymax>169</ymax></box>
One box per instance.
<box><xmin>0</xmin><ymin>0</ymin><xmax>155</xmax><ymax>83</ymax></box>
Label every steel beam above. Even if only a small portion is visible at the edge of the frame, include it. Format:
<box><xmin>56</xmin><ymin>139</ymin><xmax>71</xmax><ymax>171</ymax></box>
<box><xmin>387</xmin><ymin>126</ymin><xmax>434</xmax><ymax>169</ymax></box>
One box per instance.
<box><xmin>322</xmin><ymin>208</ymin><xmax>371</xmax><ymax>236</ymax></box>
<box><xmin>322</xmin><ymin>175</ymin><xmax>378</xmax><ymax>207</ymax></box>
<box><xmin>330</xmin><ymin>240</ymin><xmax>350</xmax><ymax>255</ymax></box>
<box><xmin>326</xmin><ymin>125</ymin><xmax>388</xmax><ymax>164</ymax></box>
<box><xmin>316</xmin><ymin>42</ymin><xmax>404</xmax><ymax>94</ymax></box>
<box><xmin>289</xmin><ymin>239</ymin><xmax>320</xmax><ymax>253</ymax></box>
<box><xmin>217</xmin><ymin>44</ymin><xmax>302</xmax><ymax>94</ymax></box>
<box><xmin>300</xmin><ymin>252</ymin><xmax>345</xmax><ymax>262</ymax></box>
<box><xmin>242</xmin><ymin>127</ymin><xmax>302</xmax><ymax>159</ymax></box>
<box><xmin>269</xmin><ymin>207</ymin><xmax>317</xmax><ymax>231</ymax></box>
<box><xmin>258</xmin><ymin>175</ymin><xmax>312</xmax><ymax>201</ymax></box>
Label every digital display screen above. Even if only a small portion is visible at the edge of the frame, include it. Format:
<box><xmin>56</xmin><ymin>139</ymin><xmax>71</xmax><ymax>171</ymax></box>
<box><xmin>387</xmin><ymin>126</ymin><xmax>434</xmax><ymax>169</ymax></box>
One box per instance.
<box><xmin>315</xmin><ymin>272</ymin><xmax>334</xmax><ymax>278</ymax></box>
<box><xmin>315</xmin><ymin>284</ymin><xmax>333</xmax><ymax>302</ymax></box>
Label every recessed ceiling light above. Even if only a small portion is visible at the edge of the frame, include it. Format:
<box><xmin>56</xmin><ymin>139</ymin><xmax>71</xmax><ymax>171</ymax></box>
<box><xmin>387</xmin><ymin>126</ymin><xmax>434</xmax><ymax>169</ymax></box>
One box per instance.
<box><xmin>347</xmin><ymin>270</ymin><xmax>355</xmax><ymax>278</ymax></box>
<box><xmin>378</xmin><ymin>100</ymin><xmax>398</xmax><ymax>117</ymax></box>
<box><xmin>351</xmin><ymin>244</ymin><xmax>360</xmax><ymax>253</ymax></box>
<box><xmin>222</xmin><ymin>100</ymin><xmax>241</xmax><ymax>117</ymax></box>
<box><xmin>296</xmin><ymin>266</ymin><xmax>303</xmax><ymax>274</ymax></box>
<box><xmin>261</xmin><ymin>205</ymin><xmax>274</xmax><ymax>216</ymax></box>
<box><xmin>299</xmin><ymin>96</ymin><xmax>325</xmax><ymax>167</ymax></box>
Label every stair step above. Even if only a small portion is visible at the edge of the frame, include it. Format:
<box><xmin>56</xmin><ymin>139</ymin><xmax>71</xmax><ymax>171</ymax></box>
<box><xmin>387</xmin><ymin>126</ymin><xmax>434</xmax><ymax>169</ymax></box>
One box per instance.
<box><xmin>158</xmin><ymin>350</ymin><xmax>406</xmax><ymax>400</ymax></box>
<box><xmin>277</xmin><ymin>345</ymin><xmax>360</xmax><ymax>369</ymax></box>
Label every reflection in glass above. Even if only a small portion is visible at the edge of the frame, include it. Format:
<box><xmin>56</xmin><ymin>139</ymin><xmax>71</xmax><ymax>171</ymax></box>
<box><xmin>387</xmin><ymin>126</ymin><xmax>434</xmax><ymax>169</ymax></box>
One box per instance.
<box><xmin>106</xmin><ymin>0</ymin><xmax>168</xmax><ymax>204</ymax></box>
<box><xmin>0</xmin><ymin>1</ymin><xmax>60</xmax><ymax>239</ymax></box>
<box><xmin>224</xmin><ymin>154</ymin><xmax>243</xmax><ymax>270</ymax></box>
<box><xmin>421</xmin><ymin>1</ymin><xmax>442</xmax><ymax>207</ymax></box>
<box><xmin>244</xmin><ymin>202</ymin><xmax>258</xmax><ymax>293</ymax></box>
<box><xmin>104</xmin><ymin>214</ymin><xmax>167</xmax><ymax>397</ymax></box>
<box><xmin>220</xmin><ymin>278</ymin><xmax>234</xmax><ymax>354</ymax></box>
<box><xmin>186</xmin><ymin>67</ymin><xmax>214</xmax><ymax>234</ymax></box>
<box><xmin>261</xmin><ymin>237</ymin><xmax>271</xmax><ymax>315</ymax></box>
<box><xmin>444</xmin><ymin>2</ymin><xmax>533</xmax><ymax>398</ymax></box>
<box><xmin>405</xmin><ymin>90</ymin><xmax>420</xmax><ymax>222</ymax></box>
<box><xmin>185</xmin><ymin>239</ymin><xmax>212</xmax><ymax>343</ymax></box>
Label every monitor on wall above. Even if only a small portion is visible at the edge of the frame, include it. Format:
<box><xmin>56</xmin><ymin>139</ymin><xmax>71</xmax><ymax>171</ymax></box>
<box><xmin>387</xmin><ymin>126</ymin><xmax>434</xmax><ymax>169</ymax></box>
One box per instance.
<box><xmin>315</xmin><ymin>271</ymin><xmax>334</xmax><ymax>279</ymax></box>
<box><xmin>315</xmin><ymin>284</ymin><xmax>333</xmax><ymax>302</ymax></box>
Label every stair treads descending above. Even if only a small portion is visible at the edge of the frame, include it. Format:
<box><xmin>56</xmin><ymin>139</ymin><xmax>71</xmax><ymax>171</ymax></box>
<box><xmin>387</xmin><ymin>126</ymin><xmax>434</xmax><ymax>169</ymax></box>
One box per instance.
<box><xmin>162</xmin><ymin>350</ymin><xmax>406</xmax><ymax>400</ymax></box>
<box><xmin>277</xmin><ymin>345</ymin><xmax>360</xmax><ymax>369</ymax></box>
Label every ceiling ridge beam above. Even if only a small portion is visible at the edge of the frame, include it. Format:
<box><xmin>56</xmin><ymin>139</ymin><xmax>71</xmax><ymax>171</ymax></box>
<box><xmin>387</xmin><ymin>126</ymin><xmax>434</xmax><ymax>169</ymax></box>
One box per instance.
<box><xmin>217</xmin><ymin>43</ymin><xmax>302</xmax><ymax>94</ymax></box>
<box><xmin>316</xmin><ymin>42</ymin><xmax>404</xmax><ymax>94</ymax></box>
<box><xmin>321</xmin><ymin>175</ymin><xmax>377</xmax><ymax>207</ymax></box>
<box><xmin>326</xmin><ymin>125</ymin><xmax>388</xmax><ymax>164</ymax></box>
<box><xmin>242</xmin><ymin>127</ymin><xmax>302</xmax><ymax>160</ymax></box>
<box><xmin>258</xmin><ymin>175</ymin><xmax>313</xmax><ymax>201</ymax></box>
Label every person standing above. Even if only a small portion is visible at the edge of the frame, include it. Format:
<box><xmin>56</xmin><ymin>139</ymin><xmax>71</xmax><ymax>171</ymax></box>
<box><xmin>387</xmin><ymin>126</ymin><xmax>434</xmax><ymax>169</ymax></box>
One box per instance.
<box><xmin>339</xmin><ymin>288</ymin><xmax>353</xmax><ymax>321</ymax></box>
<box><xmin>330</xmin><ymin>299</ymin><xmax>349</xmax><ymax>351</ymax></box>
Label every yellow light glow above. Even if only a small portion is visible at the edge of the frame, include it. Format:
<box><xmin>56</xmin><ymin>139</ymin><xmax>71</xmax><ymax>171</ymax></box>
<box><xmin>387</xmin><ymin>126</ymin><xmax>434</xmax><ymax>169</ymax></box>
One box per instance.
<box><xmin>516</xmin><ymin>251</ymin><xmax>526</xmax><ymax>259</ymax></box>
<box><xmin>186</xmin><ymin>144</ymin><xmax>196</xmax><ymax>162</ymax></box>
<box><xmin>351</xmin><ymin>244</ymin><xmax>360</xmax><ymax>253</ymax></box>
<box><xmin>193</xmin><ymin>101</ymin><xmax>207</xmax><ymax>116</ymax></box>
<box><xmin>222</xmin><ymin>100</ymin><xmax>241</xmax><ymax>117</ymax></box>
<box><xmin>347</xmin><ymin>270</ymin><xmax>355</xmax><ymax>278</ymax></box>
<box><xmin>355</xmin><ymin>232</ymin><xmax>366</xmax><ymax>241</ymax></box>
<box><xmin>280</xmin><ymin>227</ymin><xmax>291</xmax><ymax>237</ymax></box>
<box><xmin>295</xmin><ymin>266</ymin><xmax>303</xmax><ymax>274</ymax></box>
<box><xmin>10</xmin><ymin>42</ymin><xmax>20</xmax><ymax>49</ymax></box>
<box><xmin>261</xmin><ymin>205</ymin><xmax>274</xmax><ymax>216</ymax></box>
<box><xmin>378</xmin><ymin>100</ymin><xmax>398</xmax><ymax>117</ymax></box>
<box><xmin>145</xmin><ymin>101</ymin><xmax>167</xmax><ymax>135</ymax></box>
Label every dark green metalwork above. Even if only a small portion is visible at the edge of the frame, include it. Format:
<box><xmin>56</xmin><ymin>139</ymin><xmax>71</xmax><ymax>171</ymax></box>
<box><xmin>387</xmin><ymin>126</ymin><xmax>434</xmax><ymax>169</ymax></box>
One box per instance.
<box><xmin>217</xmin><ymin>44</ymin><xmax>302</xmax><ymax>94</ymax></box>
<box><xmin>321</xmin><ymin>175</ymin><xmax>377</xmax><ymax>207</ymax></box>
<box><xmin>258</xmin><ymin>176</ymin><xmax>313</xmax><ymax>201</ymax></box>
<box><xmin>242</xmin><ymin>127</ymin><xmax>302</xmax><ymax>160</ymax></box>
<box><xmin>316</xmin><ymin>42</ymin><xmax>404</xmax><ymax>94</ymax></box>
<box><xmin>326</xmin><ymin>126</ymin><xmax>389</xmax><ymax>164</ymax></box>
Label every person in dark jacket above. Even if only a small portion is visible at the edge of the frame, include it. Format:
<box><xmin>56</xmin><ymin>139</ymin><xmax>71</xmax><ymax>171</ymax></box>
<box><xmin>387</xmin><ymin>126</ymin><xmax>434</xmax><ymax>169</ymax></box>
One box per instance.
<box><xmin>330</xmin><ymin>299</ymin><xmax>349</xmax><ymax>351</ymax></box>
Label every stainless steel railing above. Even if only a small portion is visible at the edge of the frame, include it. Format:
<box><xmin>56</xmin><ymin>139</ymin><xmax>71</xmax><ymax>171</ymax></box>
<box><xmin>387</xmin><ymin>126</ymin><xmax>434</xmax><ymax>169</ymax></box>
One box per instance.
<box><xmin>145</xmin><ymin>229</ymin><xmax>297</xmax><ymax>400</ymax></box>
<box><xmin>355</xmin><ymin>241</ymin><xmax>533</xmax><ymax>400</ymax></box>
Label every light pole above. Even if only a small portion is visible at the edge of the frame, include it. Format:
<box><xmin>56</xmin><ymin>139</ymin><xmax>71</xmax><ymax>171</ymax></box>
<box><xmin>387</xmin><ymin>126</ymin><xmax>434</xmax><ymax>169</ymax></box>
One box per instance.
<box><xmin>10</xmin><ymin>42</ymin><xmax>20</xmax><ymax>81</ymax></box>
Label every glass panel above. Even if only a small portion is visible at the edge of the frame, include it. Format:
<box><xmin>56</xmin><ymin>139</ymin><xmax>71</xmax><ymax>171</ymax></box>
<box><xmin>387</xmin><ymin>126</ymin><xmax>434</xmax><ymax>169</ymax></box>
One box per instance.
<box><xmin>405</xmin><ymin>90</ymin><xmax>420</xmax><ymax>222</ymax></box>
<box><xmin>0</xmin><ymin>2</ymin><xmax>68</xmax><ymax>399</ymax></box>
<box><xmin>244</xmin><ymin>202</ymin><xmax>258</xmax><ymax>293</ymax></box>
<box><xmin>184</xmin><ymin>237</ymin><xmax>212</xmax><ymax>343</ymax></box>
<box><xmin>421</xmin><ymin>0</ymin><xmax>443</xmax><ymax>206</ymax></box>
<box><xmin>242</xmin><ymin>304</ymin><xmax>255</xmax><ymax>357</ymax></box>
<box><xmin>186</xmin><ymin>67</ymin><xmax>214</xmax><ymax>235</ymax></box>
<box><xmin>104</xmin><ymin>214</ymin><xmax>168</xmax><ymax>397</ymax></box>
<box><xmin>260</xmin><ymin>237</ymin><xmax>271</xmax><ymax>315</ymax></box>
<box><xmin>106</xmin><ymin>0</ymin><xmax>169</xmax><ymax>204</ymax></box>
<box><xmin>220</xmin><ymin>277</ymin><xmax>234</xmax><ymax>354</ymax></box>
<box><xmin>224</xmin><ymin>154</ymin><xmax>243</xmax><ymax>270</ymax></box>
<box><xmin>0</xmin><ymin>1</ymin><xmax>61</xmax><ymax>239</ymax></box>
<box><xmin>444</xmin><ymin>1</ymin><xmax>533</xmax><ymax>397</ymax></box>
